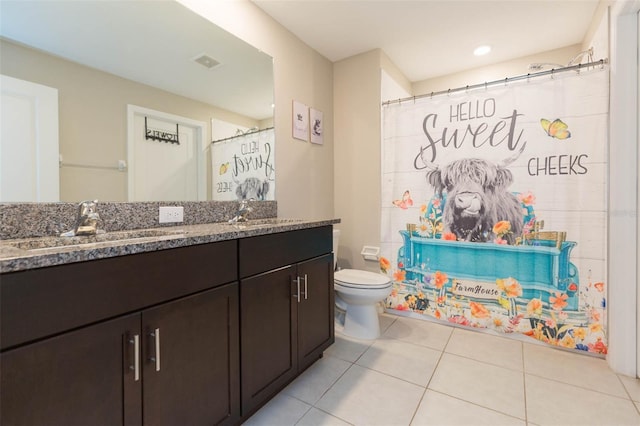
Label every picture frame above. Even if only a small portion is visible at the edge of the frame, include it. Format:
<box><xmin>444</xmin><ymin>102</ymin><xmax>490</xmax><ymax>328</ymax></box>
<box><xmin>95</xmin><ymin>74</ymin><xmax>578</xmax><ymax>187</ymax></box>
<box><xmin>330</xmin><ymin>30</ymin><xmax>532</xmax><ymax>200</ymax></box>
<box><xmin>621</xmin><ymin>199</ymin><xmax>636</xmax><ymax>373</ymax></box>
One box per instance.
<box><xmin>292</xmin><ymin>100</ymin><xmax>309</xmax><ymax>141</ymax></box>
<box><xmin>310</xmin><ymin>108</ymin><xmax>323</xmax><ymax>145</ymax></box>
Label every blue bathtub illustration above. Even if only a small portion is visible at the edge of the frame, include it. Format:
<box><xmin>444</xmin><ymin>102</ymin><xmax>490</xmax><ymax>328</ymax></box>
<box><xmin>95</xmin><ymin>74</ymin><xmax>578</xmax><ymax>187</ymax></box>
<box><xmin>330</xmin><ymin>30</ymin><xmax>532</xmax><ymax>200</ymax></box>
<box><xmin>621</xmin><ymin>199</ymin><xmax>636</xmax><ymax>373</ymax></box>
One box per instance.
<box><xmin>396</xmin><ymin>230</ymin><xmax>580</xmax><ymax>311</ymax></box>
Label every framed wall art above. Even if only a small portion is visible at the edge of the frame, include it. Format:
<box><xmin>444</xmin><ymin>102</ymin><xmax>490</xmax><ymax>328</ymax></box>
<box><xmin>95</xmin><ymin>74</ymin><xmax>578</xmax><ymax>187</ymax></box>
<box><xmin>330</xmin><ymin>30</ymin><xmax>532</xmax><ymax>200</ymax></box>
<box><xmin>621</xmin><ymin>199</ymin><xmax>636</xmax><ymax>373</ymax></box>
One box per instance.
<box><xmin>292</xmin><ymin>100</ymin><xmax>309</xmax><ymax>141</ymax></box>
<box><xmin>310</xmin><ymin>108</ymin><xmax>323</xmax><ymax>145</ymax></box>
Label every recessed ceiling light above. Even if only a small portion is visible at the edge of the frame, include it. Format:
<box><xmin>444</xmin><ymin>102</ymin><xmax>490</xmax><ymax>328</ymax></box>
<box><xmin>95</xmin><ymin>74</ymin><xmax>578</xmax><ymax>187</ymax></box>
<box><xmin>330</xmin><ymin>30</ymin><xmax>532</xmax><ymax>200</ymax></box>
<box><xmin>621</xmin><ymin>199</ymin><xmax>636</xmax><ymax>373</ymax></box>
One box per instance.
<box><xmin>473</xmin><ymin>45</ymin><xmax>491</xmax><ymax>56</ymax></box>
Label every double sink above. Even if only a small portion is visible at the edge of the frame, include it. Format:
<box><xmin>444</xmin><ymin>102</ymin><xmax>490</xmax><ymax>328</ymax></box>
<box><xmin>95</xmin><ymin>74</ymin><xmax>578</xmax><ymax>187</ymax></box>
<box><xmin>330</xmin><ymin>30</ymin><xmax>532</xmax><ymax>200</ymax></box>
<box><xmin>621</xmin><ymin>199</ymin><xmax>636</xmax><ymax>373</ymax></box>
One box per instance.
<box><xmin>4</xmin><ymin>218</ymin><xmax>304</xmax><ymax>253</ymax></box>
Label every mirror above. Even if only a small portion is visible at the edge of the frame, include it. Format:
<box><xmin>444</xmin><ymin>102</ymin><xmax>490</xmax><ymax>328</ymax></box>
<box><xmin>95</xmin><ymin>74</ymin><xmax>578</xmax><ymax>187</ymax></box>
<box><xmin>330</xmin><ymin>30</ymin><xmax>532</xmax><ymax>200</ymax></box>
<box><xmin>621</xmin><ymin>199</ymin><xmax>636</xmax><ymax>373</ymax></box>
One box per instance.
<box><xmin>0</xmin><ymin>0</ymin><xmax>274</xmax><ymax>202</ymax></box>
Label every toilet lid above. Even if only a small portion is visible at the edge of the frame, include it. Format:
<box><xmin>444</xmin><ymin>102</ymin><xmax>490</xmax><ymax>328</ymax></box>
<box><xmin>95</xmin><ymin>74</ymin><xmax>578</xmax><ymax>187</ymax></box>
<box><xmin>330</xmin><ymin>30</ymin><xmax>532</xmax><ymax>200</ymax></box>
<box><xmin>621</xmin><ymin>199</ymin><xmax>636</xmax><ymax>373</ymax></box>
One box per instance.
<box><xmin>335</xmin><ymin>269</ymin><xmax>391</xmax><ymax>289</ymax></box>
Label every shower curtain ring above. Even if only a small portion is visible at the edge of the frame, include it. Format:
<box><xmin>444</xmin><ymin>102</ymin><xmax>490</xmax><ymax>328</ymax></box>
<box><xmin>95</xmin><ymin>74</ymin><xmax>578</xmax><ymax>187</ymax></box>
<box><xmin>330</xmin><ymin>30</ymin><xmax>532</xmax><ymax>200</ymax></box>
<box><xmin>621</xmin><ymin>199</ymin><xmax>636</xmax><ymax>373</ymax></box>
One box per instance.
<box><xmin>447</xmin><ymin>88</ymin><xmax>451</xmax><ymax>96</ymax></box>
<box><xmin>430</xmin><ymin>92</ymin><xmax>434</xmax><ymax>99</ymax></box>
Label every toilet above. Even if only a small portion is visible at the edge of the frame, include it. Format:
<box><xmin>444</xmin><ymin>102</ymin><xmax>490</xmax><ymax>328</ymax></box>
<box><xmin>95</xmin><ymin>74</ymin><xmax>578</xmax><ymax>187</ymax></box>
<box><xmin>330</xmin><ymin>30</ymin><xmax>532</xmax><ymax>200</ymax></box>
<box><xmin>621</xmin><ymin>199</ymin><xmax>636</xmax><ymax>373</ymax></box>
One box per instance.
<box><xmin>333</xmin><ymin>229</ymin><xmax>392</xmax><ymax>340</ymax></box>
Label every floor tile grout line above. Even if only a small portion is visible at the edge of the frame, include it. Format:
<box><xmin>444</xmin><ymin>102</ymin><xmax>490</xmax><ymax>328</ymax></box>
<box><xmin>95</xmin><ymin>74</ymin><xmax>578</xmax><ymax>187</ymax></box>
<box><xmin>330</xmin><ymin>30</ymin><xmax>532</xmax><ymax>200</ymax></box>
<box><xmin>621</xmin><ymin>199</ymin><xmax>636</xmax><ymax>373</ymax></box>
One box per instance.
<box><xmin>297</xmin><ymin>353</ymin><xmax>357</xmax><ymax>406</ymax></box>
<box><xmin>442</xmin><ymin>348</ymin><xmax>526</xmax><ymax>374</ymax></box>
<box><xmin>378</xmin><ymin>319</ymin><xmax>454</xmax><ymax>353</ymax></box>
<box><xmin>282</xmin><ymin>357</ymin><xmax>357</xmax><ymax>424</ymax></box>
<box><xmin>305</xmin><ymin>405</ymin><xmax>355</xmax><ymax>426</ymax></box>
<box><xmin>377</xmin><ymin>333</ymin><xmax>451</xmax><ymax>353</ymax></box>
<box><xmin>348</xmin><ymin>360</ymin><xmax>431</xmax><ymax>389</ymax></box>
<box><xmin>614</xmin><ymin>373</ymin><xmax>640</xmax><ymax>411</ymax></box>
<box><xmin>309</xmin><ymin>353</ymin><xmax>424</xmax><ymax>426</ymax></box>
<box><xmin>424</xmin><ymin>388</ymin><xmax>530</xmax><ymax>423</ymax></box>
<box><xmin>523</xmin><ymin>370</ymin><xmax>636</xmax><ymax>401</ymax></box>
<box><xmin>291</xmin><ymin>401</ymin><xmax>314</xmax><ymax>426</ymax></box>
<box><xmin>521</xmin><ymin>341</ymin><xmax>530</xmax><ymax>425</ymax></box>
<box><xmin>407</xmin><ymin>323</ymin><xmax>454</xmax><ymax>425</ymax></box>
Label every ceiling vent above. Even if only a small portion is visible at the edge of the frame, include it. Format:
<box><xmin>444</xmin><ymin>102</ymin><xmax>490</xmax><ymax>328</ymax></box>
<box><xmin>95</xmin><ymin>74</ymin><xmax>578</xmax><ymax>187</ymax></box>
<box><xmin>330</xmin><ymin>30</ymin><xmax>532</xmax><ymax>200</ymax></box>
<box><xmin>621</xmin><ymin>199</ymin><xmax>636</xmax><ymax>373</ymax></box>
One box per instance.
<box><xmin>193</xmin><ymin>53</ymin><xmax>220</xmax><ymax>69</ymax></box>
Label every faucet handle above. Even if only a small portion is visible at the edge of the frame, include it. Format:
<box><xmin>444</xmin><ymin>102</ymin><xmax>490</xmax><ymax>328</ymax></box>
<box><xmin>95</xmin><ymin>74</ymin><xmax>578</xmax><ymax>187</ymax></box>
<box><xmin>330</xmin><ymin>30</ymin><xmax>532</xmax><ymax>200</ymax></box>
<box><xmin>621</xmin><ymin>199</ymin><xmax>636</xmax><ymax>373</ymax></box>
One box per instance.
<box><xmin>77</xmin><ymin>199</ymin><xmax>98</xmax><ymax>216</ymax></box>
<box><xmin>61</xmin><ymin>200</ymin><xmax>101</xmax><ymax>237</ymax></box>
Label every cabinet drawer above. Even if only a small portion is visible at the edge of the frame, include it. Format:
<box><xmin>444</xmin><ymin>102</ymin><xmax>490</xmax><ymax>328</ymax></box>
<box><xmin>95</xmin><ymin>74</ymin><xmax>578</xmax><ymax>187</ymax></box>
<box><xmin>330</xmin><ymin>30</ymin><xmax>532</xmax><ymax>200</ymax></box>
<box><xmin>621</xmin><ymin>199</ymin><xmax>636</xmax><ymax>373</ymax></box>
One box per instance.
<box><xmin>1</xmin><ymin>240</ymin><xmax>237</xmax><ymax>350</ymax></box>
<box><xmin>239</xmin><ymin>226</ymin><xmax>332</xmax><ymax>278</ymax></box>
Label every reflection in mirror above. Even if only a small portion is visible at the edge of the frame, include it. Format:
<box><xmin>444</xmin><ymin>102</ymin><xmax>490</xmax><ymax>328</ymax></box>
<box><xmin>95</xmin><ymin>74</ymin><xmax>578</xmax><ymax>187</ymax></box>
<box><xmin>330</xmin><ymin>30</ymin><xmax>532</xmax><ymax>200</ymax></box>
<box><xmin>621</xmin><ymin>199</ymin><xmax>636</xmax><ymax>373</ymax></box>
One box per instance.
<box><xmin>0</xmin><ymin>0</ymin><xmax>274</xmax><ymax>202</ymax></box>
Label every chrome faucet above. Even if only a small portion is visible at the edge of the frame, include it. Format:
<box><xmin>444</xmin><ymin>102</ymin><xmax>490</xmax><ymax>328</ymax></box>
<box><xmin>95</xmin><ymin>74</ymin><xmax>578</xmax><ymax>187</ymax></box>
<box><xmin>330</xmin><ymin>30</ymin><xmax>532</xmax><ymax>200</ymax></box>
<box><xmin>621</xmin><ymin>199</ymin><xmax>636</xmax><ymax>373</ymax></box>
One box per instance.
<box><xmin>228</xmin><ymin>199</ymin><xmax>254</xmax><ymax>224</ymax></box>
<box><xmin>61</xmin><ymin>200</ymin><xmax>101</xmax><ymax>237</ymax></box>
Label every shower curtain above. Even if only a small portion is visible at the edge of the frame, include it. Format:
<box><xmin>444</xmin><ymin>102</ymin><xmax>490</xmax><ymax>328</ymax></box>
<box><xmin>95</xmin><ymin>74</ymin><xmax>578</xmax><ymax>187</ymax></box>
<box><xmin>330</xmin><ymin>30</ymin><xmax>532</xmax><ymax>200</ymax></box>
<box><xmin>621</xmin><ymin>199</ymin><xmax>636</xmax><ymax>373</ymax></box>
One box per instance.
<box><xmin>380</xmin><ymin>68</ymin><xmax>609</xmax><ymax>356</ymax></box>
<box><xmin>211</xmin><ymin>128</ymin><xmax>275</xmax><ymax>201</ymax></box>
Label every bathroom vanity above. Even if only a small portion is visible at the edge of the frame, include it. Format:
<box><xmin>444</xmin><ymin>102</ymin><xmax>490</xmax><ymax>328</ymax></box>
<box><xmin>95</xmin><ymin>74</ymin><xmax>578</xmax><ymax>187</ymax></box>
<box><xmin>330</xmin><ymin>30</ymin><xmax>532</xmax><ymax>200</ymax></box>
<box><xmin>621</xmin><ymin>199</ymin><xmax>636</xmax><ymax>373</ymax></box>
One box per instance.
<box><xmin>0</xmin><ymin>217</ymin><xmax>337</xmax><ymax>425</ymax></box>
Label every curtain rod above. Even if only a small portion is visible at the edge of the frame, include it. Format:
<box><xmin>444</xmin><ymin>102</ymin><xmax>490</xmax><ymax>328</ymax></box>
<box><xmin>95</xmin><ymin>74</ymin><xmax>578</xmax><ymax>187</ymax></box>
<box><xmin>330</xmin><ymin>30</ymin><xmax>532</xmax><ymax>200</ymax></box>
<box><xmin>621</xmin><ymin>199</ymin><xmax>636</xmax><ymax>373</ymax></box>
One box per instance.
<box><xmin>382</xmin><ymin>58</ymin><xmax>608</xmax><ymax>106</ymax></box>
<box><xmin>211</xmin><ymin>126</ymin><xmax>274</xmax><ymax>145</ymax></box>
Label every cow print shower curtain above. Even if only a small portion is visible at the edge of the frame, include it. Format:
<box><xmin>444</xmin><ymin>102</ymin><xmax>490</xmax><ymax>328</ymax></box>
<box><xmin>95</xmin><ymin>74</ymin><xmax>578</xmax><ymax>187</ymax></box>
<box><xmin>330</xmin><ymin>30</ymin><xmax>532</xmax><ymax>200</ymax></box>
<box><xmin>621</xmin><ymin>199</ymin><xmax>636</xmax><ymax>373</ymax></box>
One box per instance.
<box><xmin>380</xmin><ymin>68</ymin><xmax>609</xmax><ymax>355</ymax></box>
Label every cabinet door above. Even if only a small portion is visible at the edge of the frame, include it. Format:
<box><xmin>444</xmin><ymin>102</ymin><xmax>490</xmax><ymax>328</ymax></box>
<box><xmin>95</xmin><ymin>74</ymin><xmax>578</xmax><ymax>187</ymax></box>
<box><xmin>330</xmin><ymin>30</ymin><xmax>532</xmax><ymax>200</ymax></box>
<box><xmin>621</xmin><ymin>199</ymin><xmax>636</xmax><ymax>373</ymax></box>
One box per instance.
<box><xmin>240</xmin><ymin>266</ymin><xmax>297</xmax><ymax>416</ymax></box>
<box><xmin>296</xmin><ymin>254</ymin><xmax>335</xmax><ymax>371</ymax></box>
<box><xmin>0</xmin><ymin>314</ymin><xmax>141</xmax><ymax>426</ymax></box>
<box><xmin>142</xmin><ymin>283</ymin><xmax>240</xmax><ymax>426</ymax></box>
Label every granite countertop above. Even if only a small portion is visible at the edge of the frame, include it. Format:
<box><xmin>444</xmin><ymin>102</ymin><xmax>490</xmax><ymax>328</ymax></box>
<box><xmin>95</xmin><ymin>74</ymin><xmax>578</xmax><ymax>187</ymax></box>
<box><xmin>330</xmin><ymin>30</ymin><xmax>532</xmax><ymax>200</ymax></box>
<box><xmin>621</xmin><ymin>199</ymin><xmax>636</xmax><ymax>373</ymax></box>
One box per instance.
<box><xmin>0</xmin><ymin>218</ymin><xmax>340</xmax><ymax>273</ymax></box>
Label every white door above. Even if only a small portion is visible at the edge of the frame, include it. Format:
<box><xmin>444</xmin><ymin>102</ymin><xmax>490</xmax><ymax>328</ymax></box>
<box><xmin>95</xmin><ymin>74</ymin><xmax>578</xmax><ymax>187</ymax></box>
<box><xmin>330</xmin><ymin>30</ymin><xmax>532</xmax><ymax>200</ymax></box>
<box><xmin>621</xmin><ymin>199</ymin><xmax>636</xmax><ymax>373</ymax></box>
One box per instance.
<box><xmin>127</xmin><ymin>105</ymin><xmax>206</xmax><ymax>201</ymax></box>
<box><xmin>1</xmin><ymin>75</ymin><xmax>59</xmax><ymax>201</ymax></box>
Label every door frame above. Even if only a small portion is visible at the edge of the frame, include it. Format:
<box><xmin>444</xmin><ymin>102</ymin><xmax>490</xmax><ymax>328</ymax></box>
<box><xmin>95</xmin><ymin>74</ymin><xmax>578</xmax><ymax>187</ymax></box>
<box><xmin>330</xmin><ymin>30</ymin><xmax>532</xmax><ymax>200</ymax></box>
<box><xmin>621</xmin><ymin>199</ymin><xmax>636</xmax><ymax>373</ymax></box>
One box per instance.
<box><xmin>126</xmin><ymin>105</ymin><xmax>207</xmax><ymax>201</ymax></box>
<box><xmin>607</xmin><ymin>1</ymin><xmax>640</xmax><ymax>378</ymax></box>
<box><xmin>1</xmin><ymin>74</ymin><xmax>59</xmax><ymax>202</ymax></box>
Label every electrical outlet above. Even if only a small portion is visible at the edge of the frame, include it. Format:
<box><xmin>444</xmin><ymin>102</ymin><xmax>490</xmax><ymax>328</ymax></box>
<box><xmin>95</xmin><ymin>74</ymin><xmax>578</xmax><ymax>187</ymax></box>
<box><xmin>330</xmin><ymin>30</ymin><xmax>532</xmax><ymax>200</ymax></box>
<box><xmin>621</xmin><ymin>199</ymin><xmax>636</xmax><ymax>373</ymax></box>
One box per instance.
<box><xmin>159</xmin><ymin>206</ymin><xmax>184</xmax><ymax>223</ymax></box>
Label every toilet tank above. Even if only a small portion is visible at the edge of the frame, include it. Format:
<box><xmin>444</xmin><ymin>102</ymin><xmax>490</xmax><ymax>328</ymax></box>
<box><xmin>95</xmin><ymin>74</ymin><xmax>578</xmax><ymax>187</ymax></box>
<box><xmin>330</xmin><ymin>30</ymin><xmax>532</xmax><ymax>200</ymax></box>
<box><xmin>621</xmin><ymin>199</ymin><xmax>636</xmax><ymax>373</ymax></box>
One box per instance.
<box><xmin>332</xmin><ymin>229</ymin><xmax>340</xmax><ymax>270</ymax></box>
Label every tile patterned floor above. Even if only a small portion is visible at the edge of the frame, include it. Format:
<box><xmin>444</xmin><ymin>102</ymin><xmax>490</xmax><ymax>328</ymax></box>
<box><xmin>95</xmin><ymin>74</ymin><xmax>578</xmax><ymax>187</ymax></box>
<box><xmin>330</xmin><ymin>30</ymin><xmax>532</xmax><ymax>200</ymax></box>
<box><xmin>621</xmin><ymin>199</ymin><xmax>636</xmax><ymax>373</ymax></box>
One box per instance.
<box><xmin>243</xmin><ymin>314</ymin><xmax>640</xmax><ymax>426</ymax></box>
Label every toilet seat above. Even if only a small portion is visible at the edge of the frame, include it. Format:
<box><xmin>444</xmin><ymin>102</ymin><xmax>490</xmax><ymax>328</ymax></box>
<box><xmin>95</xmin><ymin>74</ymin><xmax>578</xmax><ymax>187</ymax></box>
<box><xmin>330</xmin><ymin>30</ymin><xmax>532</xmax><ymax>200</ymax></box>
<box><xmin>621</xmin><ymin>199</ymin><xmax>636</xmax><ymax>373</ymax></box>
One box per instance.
<box><xmin>334</xmin><ymin>269</ymin><xmax>391</xmax><ymax>289</ymax></box>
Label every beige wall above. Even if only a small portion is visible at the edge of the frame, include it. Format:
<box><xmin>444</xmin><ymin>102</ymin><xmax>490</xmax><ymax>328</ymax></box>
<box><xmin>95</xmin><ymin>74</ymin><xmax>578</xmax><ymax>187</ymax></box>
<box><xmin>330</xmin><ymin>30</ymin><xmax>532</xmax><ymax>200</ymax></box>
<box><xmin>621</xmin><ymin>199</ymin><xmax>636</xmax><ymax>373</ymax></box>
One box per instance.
<box><xmin>412</xmin><ymin>44</ymin><xmax>582</xmax><ymax>95</ymax></box>
<box><xmin>179</xmin><ymin>0</ymin><xmax>335</xmax><ymax>220</ymax></box>
<box><xmin>1</xmin><ymin>39</ymin><xmax>257</xmax><ymax>202</ymax></box>
<box><xmin>334</xmin><ymin>50</ymin><xmax>385</xmax><ymax>270</ymax></box>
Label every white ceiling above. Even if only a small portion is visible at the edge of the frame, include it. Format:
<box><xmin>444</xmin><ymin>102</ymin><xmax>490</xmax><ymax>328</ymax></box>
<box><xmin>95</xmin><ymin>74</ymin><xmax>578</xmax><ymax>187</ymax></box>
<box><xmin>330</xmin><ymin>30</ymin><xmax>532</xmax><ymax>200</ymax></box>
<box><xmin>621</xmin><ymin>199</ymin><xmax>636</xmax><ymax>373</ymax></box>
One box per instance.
<box><xmin>252</xmin><ymin>0</ymin><xmax>601</xmax><ymax>82</ymax></box>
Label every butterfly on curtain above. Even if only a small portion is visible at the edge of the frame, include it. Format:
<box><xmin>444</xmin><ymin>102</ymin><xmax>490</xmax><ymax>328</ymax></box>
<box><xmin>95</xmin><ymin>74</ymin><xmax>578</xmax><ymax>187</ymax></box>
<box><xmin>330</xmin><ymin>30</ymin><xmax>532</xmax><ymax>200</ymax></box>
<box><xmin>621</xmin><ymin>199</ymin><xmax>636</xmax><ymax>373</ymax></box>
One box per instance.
<box><xmin>392</xmin><ymin>190</ymin><xmax>413</xmax><ymax>209</ymax></box>
<box><xmin>540</xmin><ymin>118</ymin><xmax>571</xmax><ymax>140</ymax></box>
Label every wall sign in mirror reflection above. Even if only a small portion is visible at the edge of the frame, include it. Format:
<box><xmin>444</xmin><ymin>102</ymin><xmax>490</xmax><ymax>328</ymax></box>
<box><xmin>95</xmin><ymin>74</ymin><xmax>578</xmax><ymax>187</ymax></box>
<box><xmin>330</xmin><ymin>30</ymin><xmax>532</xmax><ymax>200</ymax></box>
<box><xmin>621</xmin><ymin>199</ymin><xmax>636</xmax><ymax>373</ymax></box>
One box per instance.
<box><xmin>145</xmin><ymin>118</ymin><xmax>180</xmax><ymax>145</ymax></box>
<box><xmin>211</xmin><ymin>127</ymin><xmax>275</xmax><ymax>201</ymax></box>
<box><xmin>0</xmin><ymin>0</ymin><xmax>274</xmax><ymax>202</ymax></box>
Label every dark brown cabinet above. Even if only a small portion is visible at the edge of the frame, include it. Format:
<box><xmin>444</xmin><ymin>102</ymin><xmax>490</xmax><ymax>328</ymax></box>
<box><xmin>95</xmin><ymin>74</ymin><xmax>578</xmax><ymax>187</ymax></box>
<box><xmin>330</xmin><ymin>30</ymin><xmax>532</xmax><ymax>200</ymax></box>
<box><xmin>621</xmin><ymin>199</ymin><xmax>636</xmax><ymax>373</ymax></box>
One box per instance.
<box><xmin>1</xmin><ymin>314</ymin><xmax>140</xmax><ymax>426</ymax></box>
<box><xmin>296</xmin><ymin>254</ymin><xmax>335</xmax><ymax>371</ymax></box>
<box><xmin>1</xmin><ymin>241</ymin><xmax>240</xmax><ymax>426</ymax></box>
<box><xmin>1</xmin><ymin>225</ymin><xmax>334</xmax><ymax>425</ymax></box>
<box><xmin>239</xmin><ymin>226</ymin><xmax>334</xmax><ymax>416</ymax></box>
<box><xmin>240</xmin><ymin>265</ymin><xmax>298</xmax><ymax>414</ymax></box>
<box><xmin>1</xmin><ymin>285</ymin><xmax>240</xmax><ymax>426</ymax></box>
<box><xmin>141</xmin><ymin>284</ymin><xmax>240</xmax><ymax>426</ymax></box>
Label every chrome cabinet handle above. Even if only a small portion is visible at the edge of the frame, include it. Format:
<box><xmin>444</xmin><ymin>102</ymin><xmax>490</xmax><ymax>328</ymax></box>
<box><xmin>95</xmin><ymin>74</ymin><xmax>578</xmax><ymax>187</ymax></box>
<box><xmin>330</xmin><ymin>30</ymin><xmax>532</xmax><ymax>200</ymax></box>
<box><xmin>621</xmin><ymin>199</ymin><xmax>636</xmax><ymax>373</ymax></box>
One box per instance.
<box><xmin>302</xmin><ymin>274</ymin><xmax>308</xmax><ymax>300</ymax></box>
<box><xmin>129</xmin><ymin>334</ymin><xmax>140</xmax><ymax>382</ymax></box>
<box><xmin>294</xmin><ymin>277</ymin><xmax>301</xmax><ymax>302</ymax></box>
<box><xmin>294</xmin><ymin>274</ymin><xmax>309</xmax><ymax>301</ymax></box>
<box><xmin>150</xmin><ymin>328</ymin><xmax>161</xmax><ymax>372</ymax></box>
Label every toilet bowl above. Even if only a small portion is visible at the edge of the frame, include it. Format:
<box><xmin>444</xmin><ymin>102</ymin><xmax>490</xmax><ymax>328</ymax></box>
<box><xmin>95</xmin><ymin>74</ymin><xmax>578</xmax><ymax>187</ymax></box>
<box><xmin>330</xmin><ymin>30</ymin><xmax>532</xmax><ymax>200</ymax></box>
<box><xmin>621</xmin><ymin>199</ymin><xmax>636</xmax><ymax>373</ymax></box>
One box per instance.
<box><xmin>333</xmin><ymin>230</ymin><xmax>392</xmax><ymax>340</ymax></box>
